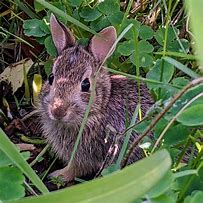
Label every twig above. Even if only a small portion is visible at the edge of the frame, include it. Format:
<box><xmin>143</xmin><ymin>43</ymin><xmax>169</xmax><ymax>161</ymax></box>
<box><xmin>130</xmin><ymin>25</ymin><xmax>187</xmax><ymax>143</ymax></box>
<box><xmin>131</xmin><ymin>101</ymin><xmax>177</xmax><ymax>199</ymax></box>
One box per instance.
<box><xmin>121</xmin><ymin>77</ymin><xmax>203</xmax><ymax>168</ymax></box>
<box><xmin>152</xmin><ymin>92</ymin><xmax>203</xmax><ymax>152</ymax></box>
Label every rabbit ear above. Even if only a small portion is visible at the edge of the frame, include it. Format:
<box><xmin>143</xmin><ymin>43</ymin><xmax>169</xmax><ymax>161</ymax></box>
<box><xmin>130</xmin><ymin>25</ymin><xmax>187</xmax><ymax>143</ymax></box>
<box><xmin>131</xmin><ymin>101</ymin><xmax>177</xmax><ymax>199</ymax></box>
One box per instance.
<box><xmin>89</xmin><ymin>26</ymin><xmax>117</xmax><ymax>62</ymax></box>
<box><xmin>50</xmin><ymin>14</ymin><xmax>75</xmax><ymax>55</ymax></box>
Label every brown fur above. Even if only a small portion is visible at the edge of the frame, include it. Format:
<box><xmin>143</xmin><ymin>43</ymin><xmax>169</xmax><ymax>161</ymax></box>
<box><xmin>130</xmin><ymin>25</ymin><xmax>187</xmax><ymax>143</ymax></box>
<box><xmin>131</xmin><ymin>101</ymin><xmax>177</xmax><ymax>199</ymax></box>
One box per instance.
<box><xmin>39</xmin><ymin>45</ymin><xmax>153</xmax><ymax>182</ymax></box>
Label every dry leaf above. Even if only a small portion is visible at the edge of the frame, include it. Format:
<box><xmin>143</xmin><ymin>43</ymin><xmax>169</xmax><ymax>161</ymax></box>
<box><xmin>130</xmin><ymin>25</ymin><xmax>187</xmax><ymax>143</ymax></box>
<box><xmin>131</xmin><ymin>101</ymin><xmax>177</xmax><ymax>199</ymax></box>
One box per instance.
<box><xmin>0</xmin><ymin>58</ymin><xmax>33</xmax><ymax>93</ymax></box>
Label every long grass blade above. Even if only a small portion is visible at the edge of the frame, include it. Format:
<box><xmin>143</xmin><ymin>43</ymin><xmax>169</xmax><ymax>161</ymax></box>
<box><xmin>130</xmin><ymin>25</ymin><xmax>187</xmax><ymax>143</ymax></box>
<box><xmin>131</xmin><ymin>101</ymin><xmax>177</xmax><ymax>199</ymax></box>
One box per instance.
<box><xmin>0</xmin><ymin>128</ymin><xmax>49</xmax><ymax>194</ymax></box>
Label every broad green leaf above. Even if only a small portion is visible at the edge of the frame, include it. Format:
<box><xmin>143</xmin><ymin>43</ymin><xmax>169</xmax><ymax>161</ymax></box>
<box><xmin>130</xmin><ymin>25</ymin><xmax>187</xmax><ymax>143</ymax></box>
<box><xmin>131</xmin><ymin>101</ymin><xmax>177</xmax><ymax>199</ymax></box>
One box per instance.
<box><xmin>34</xmin><ymin>0</ymin><xmax>45</xmax><ymax>12</ymax></box>
<box><xmin>44</xmin><ymin>59</ymin><xmax>53</xmax><ymax>76</ymax></box>
<box><xmin>0</xmin><ymin>128</ymin><xmax>49</xmax><ymax>194</ymax></box>
<box><xmin>139</xmin><ymin>25</ymin><xmax>154</xmax><ymax>40</ymax></box>
<box><xmin>177</xmin><ymin>104</ymin><xmax>203</xmax><ymax>126</ymax></box>
<box><xmin>166</xmin><ymin>84</ymin><xmax>203</xmax><ymax>120</ymax></box>
<box><xmin>146</xmin><ymin>59</ymin><xmax>174</xmax><ymax>89</ymax></box>
<box><xmin>108</xmin><ymin>11</ymin><xmax>124</xmax><ymax>26</ymax></box>
<box><xmin>10</xmin><ymin>150</ymin><xmax>171</xmax><ymax>203</ymax></box>
<box><xmin>138</xmin><ymin>40</ymin><xmax>154</xmax><ymax>54</ymax></box>
<box><xmin>90</xmin><ymin>16</ymin><xmax>110</xmax><ymax>31</ymax></box>
<box><xmin>184</xmin><ymin>191</ymin><xmax>203</xmax><ymax>203</ymax></box>
<box><xmin>130</xmin><ymin>53</ymin><xmax>153</xmax><ymax>67</ymax></box>
<box><xmin>150</xmin><ymin>194</ymin><xmax>175</xmax><ymax>203</ymax></box>
<box><xmin>147</xmin><ymin>171</ymin><xmax>174</xmax><ymax>198</ymax></box>
<box><xmin>40</xmin><ymin>20</ymin><xmax>50</xmax><ymax>34</ymax></box>
<box><xmin>139</xmin><ymin>53</ymin><xmax>153</xmax><ymax>67</ymax></box>
<box><xmin>154</xmin><ymin>26</ymin><xmax>177</xmax><ymax>46</ymax></box>
<box><xmin>68</xmin><ymin>0</ymin><xmax>83</xmax><ymax>7</ymax></box>
<box><xmin>172</xmin><ymin>77</ymin><xmax>190</xmax><ymax>88</ymax></box>
<box><xmin>120</xmin><ymin>19</ymin><xmax>140</xmax><ymax>39</ymax></box>
<box><xmin>163</xmin><ymin>124</ymin><xmax>189</xmax><ymax>145</ymax></box>
<box><xmin>97</xmin><ymin>0</ymin><xmax>120</xmax><ymax>15</ymax></box>
<box><xmin>0</xmin><ymin>149</ymin><xmax>30</xmax><ymax>167</ymax></box>
<box><xmin>0</xmin><ymin>167</ymin><xmax>25</xmax><ymax>201</ymax></box>
<box><xmin>167</xmin><ymin>39</ymin><xmax>190</xmax><ymax>53</ymax></box>
<box><xmin>118</xmin><ymin>40</ymin><xmax>134</xmax><ymax>56</ymax></box>
<box><xmin>44</xmin><ymin>36</ymin><xmax>57</xmax><ymax>57</ymax></box>
<box><xmin>23</xmin><ymin>19</ymin><xmax>47</xmax><ymax>37</ymax></box>
<box><xmin>186</xmin><ymin>0</ymin><xmax>203</xmax><ymax>66</ymax></box>
<box><xmin>163</xmin><ymin>57</ymin><xmax>199</xmax><ymax>79</ymax></box>
<box><xmin>79</xmin><ymin>7</ymin><xmax>102</xmax><ymax>22</ymax></box>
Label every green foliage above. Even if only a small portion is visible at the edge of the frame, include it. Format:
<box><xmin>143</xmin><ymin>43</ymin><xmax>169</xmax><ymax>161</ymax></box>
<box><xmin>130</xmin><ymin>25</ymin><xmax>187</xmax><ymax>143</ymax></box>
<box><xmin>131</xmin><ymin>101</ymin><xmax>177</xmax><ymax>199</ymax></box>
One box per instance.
<box><xmin>0</xmin><ymin>167</ymin><xmax>25</xmax><ymax>201</ymax></box>
<box><xmin>0</xmin><ymin>149</ymin><xmax>30</xmax><ymax>201</ymax></box>
<box><xmin>177</xmin><ymin>104</ymin><xmax>203</xmax><ymax>126</ymax></box>
<box><xmin>0</xmin><ymin>0</ymin><xmax>203</xmax><ymax>202</ymax></box>
<box><xmin>9</xmin><ymin>150</ymin><xmax>171</xmax><ymax>203</ymax></box>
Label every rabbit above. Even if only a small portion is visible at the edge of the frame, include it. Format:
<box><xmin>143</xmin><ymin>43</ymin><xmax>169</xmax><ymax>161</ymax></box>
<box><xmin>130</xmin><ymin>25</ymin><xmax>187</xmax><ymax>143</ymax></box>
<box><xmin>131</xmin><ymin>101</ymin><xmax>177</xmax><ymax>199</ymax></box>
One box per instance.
<box><xmin>38</xmin><ymin>14</ymin><xmax>154</xmax><ymax>182</ymax></box>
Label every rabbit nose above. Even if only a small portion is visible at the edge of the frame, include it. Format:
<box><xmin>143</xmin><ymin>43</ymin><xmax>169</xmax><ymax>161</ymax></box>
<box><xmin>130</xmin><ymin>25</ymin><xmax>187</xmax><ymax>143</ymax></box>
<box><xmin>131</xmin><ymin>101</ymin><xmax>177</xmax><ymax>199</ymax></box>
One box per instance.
<box><xmin>50</xmin><ymin>99</ymin><xmax>67</xmax><ymax>119</ymax></box>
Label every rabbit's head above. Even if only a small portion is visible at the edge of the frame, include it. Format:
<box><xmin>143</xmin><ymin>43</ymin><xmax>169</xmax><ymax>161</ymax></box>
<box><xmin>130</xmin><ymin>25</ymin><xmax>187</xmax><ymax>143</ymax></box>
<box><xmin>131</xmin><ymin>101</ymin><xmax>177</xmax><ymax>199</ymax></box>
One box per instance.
<box><xmin>39</xmin><ymin>14</ymin><xmax>117</xmax><ymax>127</ymax></box>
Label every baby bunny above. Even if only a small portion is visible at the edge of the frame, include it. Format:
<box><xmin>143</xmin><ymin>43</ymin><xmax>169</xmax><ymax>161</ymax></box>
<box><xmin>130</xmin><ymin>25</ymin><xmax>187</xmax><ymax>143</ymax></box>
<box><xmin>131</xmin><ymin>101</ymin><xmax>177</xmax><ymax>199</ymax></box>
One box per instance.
<box><xmin>38</xmin><ymin>14</ymin><xmax>154</xmax><ymax>182</ymax></box>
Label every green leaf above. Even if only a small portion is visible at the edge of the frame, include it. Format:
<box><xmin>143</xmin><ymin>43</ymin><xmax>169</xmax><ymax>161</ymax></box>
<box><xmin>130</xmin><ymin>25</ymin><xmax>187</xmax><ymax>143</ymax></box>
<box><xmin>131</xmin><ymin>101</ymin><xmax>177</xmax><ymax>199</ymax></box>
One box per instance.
<box><xmin>163</xmin><ymin>124</ymin><xmax>189</xmax><ymax>145</ymax></box>
<box><xmin>177</xmin><ymin>104</ymin><xmax>203</xmax><ymax>126</ymax></box>
<box><xmin>147</xmin><ymin>171</ymin><xmax>174</xmax><ymax>198</ymax></box>
<box><xmin>23</xmin><ymin>19</ymin><xmax>47</xmax><ymax>37</ymax></box>
<box><xmin>108</xmin><ymin>11</ymin><xmax>124</xmax><ymax>26</ymax></box>
<box><xmin>34</xmin><ymin>1</ymin><xmax>45</xmax><ymax>12</ymax></box>
<box><xmin>68</xmin><ymin>0</ymin><xmax>83</xmax><ymax>7</ymax></box>
<box><xmin>154</xmin><ymin>26</ymin><xmax>177</xmax><ymax>46</ymax></box>
<box><xmin>118</xmin><ymin>40</ymin><xmax>134</xmax><ymax>56</ymax></box>
<box><xmin>167</xmin><ymin>39</ymin><xmax>190</xmax><ymax>53</ymax></box>
<box><xmin>139</xmin><ymin>25</ymin><xmax>154</xmax><ymax>40</ymax></box>
<box><xmin>184</xmin><ymin>191</ymin><xmax>203</xmax><ymax>203</ymax></box>
<box><xmin>120</xmin><ymin>19</ymin><xmax>140</xmax><ymax>39</ymax></box>
<box><xmin>186</xmin><ymin>0</ymin><xmax>203</xmax><ymax>65</ymax></box>
<box><xmin>44</xmin><ymin>59</ymin><xmax>53</xmax><ymax>76</ymax></box>
<box><xmin>0</xmin><ymin>128</ymin><xmax>49</xmax><ymax>194</ymax></box>
<box><xmin>79</xmin><ymin>7</ymin><xmax>102</xmax><ymax>22</ymax></box>
<box><xmin>90</xmin><ymin>16</ymin><xmax>110</xmax><ymax>31</ymax></box>
<box><xmin>130</xmin><ymin>53</ymin><xmax>153</xmax><ymax>67</ymax></box>
<box><xmin>138</xmin><ymin>40</ymin><xmax>154</xmax><ymax>54</ymax></box>
<box><xmin>10</xmin><ymin>150</ymin><xmax>171</xmax><ymax>203</ymax></box>
<box><xmin>0</xmin><ymin>167</ymin><xmax>25</xmax><ymax>201</ymax></box>
<box><xmin>98</xmin><ymin>0</ymin><xmax>120</xmax><ymax>15</ymax></box>
<box><xmin>172</xmin><ymin>77</ymin><xmax>190</xmax><ymax>88</ymax></box>
<box><xmin>0</xmin><ymin>149</ymin><xmax>30</xmax><ymax>167</ymax></box>
<box><xmin>139</xmin><ymin>53</ymin><xmax>153</xmax><ymax>67</ymax></box>
<box><xmin>166</xmin><ymin>84</ymin><xmax>203</xmax><ymax>120</ymax></box>
<box><xmin>35</xmin><ymin>0</ymin><xmax>96</xmax><ymax>34</ymax></box>
<box><xmin>44</xmin><ymin>36</ymin><xmax>57</xmax><ymax>57</ymax></box>
<box><xmin>163</xmin><ymin>56</ymin><xmax>199</xmax><ymax>79</ymax></box>
<box><xmin>146</xmin><ymin>59</ymin><xmax>174</xmax><ymax>89</ymax></box>
<box><xmin>150</xmin><ymin>194</ymin><xmax>175</xmax><ymax>203</ymax></box>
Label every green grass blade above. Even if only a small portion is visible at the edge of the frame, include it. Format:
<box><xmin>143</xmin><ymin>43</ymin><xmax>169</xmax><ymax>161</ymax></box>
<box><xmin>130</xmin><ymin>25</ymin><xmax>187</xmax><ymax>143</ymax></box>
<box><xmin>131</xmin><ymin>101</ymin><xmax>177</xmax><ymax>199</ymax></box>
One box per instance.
<box><xmin>14</xmin><ymin>0</ymin><xmax>39</xmax><ymax>19</ymax></box>
<box><xmin>115</xmin><ymin>104</ymin><xmax>140</xmax><ymax>169</ymax></box>
<box><xmin>154</xmin><ymin>51</ymin><xmax>196</xmax><ymax>60</ymax></box>
<box><xmin>35</xmin><ymin>0</ymin><xmax>96</xmax><ymax>34</ymax></box>
<box><xmin>163</xmin><ymin>56</ymin><xmax>200</xmax><ymax>79</ymax></box>
<box><xmin>0</xmin><ymin>128</ymin><xmax>49</xmax><ymax>194</ymax></box>
<box><xmin>10</xmin><ymin>149</ymin><xmax>171</xmax><ymax>203</ymax></box>
<box><xmin>107</xmin><ymin>67</ymin><xmax>182</xmax><ymax>89</ymax></box>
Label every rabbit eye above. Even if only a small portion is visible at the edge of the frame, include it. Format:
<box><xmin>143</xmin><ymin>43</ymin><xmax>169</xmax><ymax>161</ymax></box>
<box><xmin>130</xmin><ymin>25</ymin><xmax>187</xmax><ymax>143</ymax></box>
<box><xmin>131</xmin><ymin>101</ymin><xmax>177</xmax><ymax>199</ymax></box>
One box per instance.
<box><xmin>48</xmin><ymin>73</ymin><xmax>54</xmax><ymax>85</ymax></box>
<box><xmin>81</xmin><ymin>78</ymin><xmax>90</xmax><ymax>92</ymax></box>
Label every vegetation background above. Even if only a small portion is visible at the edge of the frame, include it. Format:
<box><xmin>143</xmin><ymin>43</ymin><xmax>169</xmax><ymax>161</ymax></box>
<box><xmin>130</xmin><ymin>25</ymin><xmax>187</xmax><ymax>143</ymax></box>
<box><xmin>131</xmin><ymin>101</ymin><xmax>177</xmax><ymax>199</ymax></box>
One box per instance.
<box><xmin>0</xmin><ymin>0</ymin><xmax>203</xmax><ymax>202</ymax></box>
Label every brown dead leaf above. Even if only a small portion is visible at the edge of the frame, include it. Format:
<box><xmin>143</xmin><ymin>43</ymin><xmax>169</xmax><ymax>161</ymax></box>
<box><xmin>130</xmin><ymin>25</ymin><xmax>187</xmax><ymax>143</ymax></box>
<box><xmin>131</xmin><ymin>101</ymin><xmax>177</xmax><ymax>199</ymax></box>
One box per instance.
<box><xmin>0</xmin><ymin>58</ymin><xmax>33</xmax><ymax>93</ymax></box>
